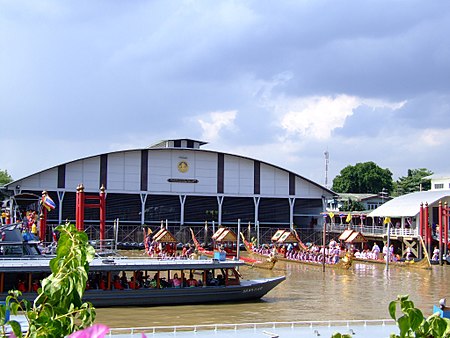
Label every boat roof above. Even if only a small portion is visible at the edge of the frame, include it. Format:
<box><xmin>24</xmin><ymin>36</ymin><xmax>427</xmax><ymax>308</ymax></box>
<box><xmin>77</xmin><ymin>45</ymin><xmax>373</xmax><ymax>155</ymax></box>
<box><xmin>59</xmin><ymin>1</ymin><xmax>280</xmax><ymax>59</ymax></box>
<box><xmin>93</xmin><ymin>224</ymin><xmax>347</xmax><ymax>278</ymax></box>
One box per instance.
<box><xmin>271</xmin><ymin>229</ymin><xmax>286</xmax><ymax>242</ymax></box>
<box><xmin>0</xmin><ymin>257</ymin><xmax>245</xmax><ymax>273</ymax></box>
<box><xmin>212</xmin><ymin>228</ymin><xmax>237</xmax><ymax>242</ymax></box>
<box><xmin>152</xmin><ymin>229</ymin><xmax>177</xmax><ymax>243</ymax></box>
<box><xmin>276</xmin><ymin>231</ymin><xmax>298</xmax><ymax>244</ymax></box>
<box><xmin>345</xmin><ymin>231</ymin><xmax>367</xmax><ymax>243</ymax></box>
<box><xmin>339</xmin><ymin>229</ymin><xmax>355</xmax><ymax>241</ymax></box>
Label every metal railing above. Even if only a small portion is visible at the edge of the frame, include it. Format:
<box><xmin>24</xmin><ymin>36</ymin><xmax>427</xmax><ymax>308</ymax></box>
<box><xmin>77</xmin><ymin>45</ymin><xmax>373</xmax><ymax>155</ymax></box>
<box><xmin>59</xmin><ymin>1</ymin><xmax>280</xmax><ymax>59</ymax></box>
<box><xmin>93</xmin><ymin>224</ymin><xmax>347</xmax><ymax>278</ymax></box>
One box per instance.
<box><xmin>328</xmin><ymin>223</ymin><xmax>419</xmax><ymax>237</ymax></box>
<box><xmin>107</xmin><ymin>319</ymin><xmax>396</xmax><ymax>337</ymax></box>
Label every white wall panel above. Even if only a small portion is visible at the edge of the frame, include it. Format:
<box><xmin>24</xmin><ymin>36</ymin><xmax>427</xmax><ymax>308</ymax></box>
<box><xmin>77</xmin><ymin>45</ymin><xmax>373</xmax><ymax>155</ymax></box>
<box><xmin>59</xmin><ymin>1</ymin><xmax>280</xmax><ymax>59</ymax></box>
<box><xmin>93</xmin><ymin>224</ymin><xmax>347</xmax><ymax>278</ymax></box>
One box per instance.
<box><xmin>107</xmin><ymin>151</ymin><xmax>140</xmax><ymax>191</ymax></box>
<box><xmin>66</xmin><ymin>161</ymin><xmax>86</xmax><ymax>190</ymax></box>
<box><xmin>296</xmin><ymin>177</ymin><xmax>324</xmax><ymax>198</ymax></box>
<box><xmin>81</xmin><ymin>157</ymin><xmax>101</xmax><ymax>191</ymax></box>
<box><xmin>223</xmin><ymin>155</ymin><xmax>254</xmax><ymax>195</ymax></box>
<box><xmin>148</xmin><ymin>151</ymin><xmax>171</xmax><ymax>192</ymax></box>
<box><xmin>260</xmin><ymin>163</ymin><xmax>276</xmax><ymax>195</ymax></box>
<box><xmin>17</xmin><ymin>168</ymin><xmax>58</xmax><ymax>191</ymax></box>
<box><xmin>274</xmin><ymin>170</ymin><xmax>289</xmax><ymax>196</ymax></box>
<box><xmin>238</xmin><ymin>159</ymin><xmax>253</xmax><ymax>194</ymax></box>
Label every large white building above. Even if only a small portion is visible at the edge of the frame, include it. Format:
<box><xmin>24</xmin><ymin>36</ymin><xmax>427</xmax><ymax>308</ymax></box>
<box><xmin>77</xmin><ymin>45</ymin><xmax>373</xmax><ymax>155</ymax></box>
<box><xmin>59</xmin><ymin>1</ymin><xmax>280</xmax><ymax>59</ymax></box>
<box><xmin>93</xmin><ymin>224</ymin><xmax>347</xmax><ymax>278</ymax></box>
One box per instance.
<box><xmin>3</xmin><ymin>139</ymin><xmax>334</xmax><ymax>241</ymax></box>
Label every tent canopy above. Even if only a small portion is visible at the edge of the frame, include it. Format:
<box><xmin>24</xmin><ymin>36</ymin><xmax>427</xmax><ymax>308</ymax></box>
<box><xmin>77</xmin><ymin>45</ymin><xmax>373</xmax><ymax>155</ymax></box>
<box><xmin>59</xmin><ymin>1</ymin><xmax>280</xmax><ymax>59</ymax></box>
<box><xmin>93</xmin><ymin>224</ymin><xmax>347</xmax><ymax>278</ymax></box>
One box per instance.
<box><xmin>368</xmin><ymin>190</ymin><xmax>450</xmax><ymax>218</ymax></box>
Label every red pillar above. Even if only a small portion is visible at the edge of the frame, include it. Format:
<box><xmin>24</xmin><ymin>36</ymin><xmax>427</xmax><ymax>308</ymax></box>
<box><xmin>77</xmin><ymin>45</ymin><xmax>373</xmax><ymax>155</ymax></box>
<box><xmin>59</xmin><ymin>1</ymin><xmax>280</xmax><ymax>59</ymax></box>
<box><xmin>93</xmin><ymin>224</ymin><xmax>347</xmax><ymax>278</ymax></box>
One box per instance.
<box><xmin>99</xmin><ymin>185</ymin><xmax>106</xmax><ymax>242</ymax></box>
<box><xmin>40</xmin><ymin>191</ymin><xmax>48</xmax><ymax>241</ymax></box>
<box><xmin>39</xmin><ymin>208</ymin><xmax>47</xmax><ymax>242</ymax></box>
<box><xmin>425</xmin><ymin>202</ymin><xmax>431</xmax><ymax>256</ymax></box>
<box><xmin>76</xmin><ymin>184</ymin><xmax>85</xmax><ymax>231</ymax></box>
<box><xmin>445</xmin><ymin>202</ymin><xmax>449</xmax><ymax>256</ymax></box>
<box><xmin>439</xmin><ymin>201</ymin><xmax>443</xmax><ymax>265</ymax></box>
<box><xmin>419</xmin><ymin>203</ymin><xmax>424</xmax><ymax>239</ymax></box>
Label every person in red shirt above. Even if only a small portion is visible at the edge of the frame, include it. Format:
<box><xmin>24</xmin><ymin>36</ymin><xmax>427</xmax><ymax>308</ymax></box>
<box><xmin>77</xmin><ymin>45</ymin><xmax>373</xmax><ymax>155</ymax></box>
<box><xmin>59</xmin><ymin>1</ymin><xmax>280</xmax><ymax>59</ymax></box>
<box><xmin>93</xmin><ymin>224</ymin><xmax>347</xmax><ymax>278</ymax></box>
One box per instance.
<box><xmin>17</xmin><ymin>280</ymin><xmax>27</xmax><ymax>292</ymax></box>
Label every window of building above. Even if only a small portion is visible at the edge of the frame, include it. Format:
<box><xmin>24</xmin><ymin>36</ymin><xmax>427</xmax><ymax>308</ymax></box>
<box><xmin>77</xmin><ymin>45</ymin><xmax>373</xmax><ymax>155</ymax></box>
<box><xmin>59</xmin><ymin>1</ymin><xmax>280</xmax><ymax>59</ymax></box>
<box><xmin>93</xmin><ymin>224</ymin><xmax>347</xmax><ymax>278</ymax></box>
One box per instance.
<box><xmin>434</xmin><ymin>183</ymin><xmax>444</xmax><ymax>189</ymax></box>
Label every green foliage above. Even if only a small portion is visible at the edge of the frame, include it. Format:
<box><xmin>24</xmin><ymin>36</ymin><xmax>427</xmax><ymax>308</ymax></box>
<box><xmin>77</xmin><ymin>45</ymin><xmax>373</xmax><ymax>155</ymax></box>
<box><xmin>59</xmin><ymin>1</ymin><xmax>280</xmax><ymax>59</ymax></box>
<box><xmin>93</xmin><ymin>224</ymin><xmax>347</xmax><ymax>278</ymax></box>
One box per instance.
<box><xmin>389</xmin><ymin>295</ymin><xmax>450</xmax><ymax>338</ymax></box>
<box><xmin>0</xmin><ymin>222</ymin><xmax>96</xmax><ymax>337</ymax></box>
<box><xmin>332</xmin><ymin>295</ymin><xmax>450</xmax><ymax>338</ymax></box>
<box><xmin>332</xmin><ymin>161</ymin><xmax>393</xmax><ymax>194</ymax></box>
<box><xmin>394</xmin><ymin>168</ymin><xmax>433</xmax><ymax>196</ymax></box>
<box><xmin>0</xmin><ymin>169</ymin><xmax>12</xmax><ymax>186</ymax></box>
<box><xmin>340</xmin><ymin>199</ymin><xmax>365</xmax><ymax>212</ymax></box>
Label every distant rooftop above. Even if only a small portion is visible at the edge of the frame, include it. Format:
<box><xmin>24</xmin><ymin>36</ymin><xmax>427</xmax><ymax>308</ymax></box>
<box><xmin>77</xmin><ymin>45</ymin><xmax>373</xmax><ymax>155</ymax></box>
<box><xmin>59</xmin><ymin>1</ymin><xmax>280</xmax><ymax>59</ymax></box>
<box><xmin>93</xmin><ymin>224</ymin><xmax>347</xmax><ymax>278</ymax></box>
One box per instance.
<box><xmin>149</xmin><ymin>139</ymin><xmax>208</xmax><ymax>150</ymax></box>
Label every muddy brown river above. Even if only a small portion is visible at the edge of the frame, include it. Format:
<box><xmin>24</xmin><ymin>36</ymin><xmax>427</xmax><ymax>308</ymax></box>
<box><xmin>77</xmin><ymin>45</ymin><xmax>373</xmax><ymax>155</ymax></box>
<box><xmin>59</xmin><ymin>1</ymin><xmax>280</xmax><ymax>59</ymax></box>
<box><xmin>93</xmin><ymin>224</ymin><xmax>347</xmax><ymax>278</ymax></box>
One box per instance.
<box><xmin>95</xmin><ymin>258</ymin><xmax>449</xmax><ymax>329</ymax></box>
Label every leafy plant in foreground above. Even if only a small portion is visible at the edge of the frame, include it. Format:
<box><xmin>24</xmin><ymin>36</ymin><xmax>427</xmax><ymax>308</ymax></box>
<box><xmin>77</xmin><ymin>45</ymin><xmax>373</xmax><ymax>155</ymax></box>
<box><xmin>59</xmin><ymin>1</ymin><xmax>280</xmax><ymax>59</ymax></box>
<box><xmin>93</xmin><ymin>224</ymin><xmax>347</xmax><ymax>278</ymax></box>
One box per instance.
<box><xmin>331</xmin><ymin>295</ymin><xmax>450</xmax><ymax>338</ymax></box>
<box><xmin>0</xmin><ymin>222</ymin><xmax>96</xmax><ymax>337</ymax></box>
<box><xmin>389</xmin><ymin>295</ymin><xmax>450</xmax><ymax>338</ymax></box>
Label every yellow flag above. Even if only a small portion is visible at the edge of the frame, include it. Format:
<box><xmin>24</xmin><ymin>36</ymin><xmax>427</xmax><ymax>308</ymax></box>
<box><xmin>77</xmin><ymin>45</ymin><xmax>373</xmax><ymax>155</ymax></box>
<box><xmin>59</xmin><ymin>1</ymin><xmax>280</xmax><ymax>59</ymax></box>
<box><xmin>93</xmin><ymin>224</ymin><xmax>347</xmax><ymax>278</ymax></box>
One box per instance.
<box><xmin>345</xmin><ymin>213</ymin><xmax>352</xmax><ymax>223</ymax></box>
<box><xmin>329</xmin><ymin>212</ymin><xmax>335</xmax><ymax>219</ymax></box>
<box><xmin>383</xmin><ymin>217</ymin><xmax>391</xmax><ymax>225</ymax></box>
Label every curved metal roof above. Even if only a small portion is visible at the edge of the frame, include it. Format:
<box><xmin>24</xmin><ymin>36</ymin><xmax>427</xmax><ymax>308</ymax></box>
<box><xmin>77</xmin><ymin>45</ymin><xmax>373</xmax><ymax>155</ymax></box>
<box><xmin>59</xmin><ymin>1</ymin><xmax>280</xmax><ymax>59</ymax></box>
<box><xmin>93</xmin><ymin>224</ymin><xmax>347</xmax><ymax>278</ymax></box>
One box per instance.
<box><xmin>4</xmin><ymin>140</ymin><xmax>334</xmax><ymax>196</ymax></box>
<box><xmin>368</xmin><ymin>190</ymin><xmax>450</xmax><ymax>218</ymax></box>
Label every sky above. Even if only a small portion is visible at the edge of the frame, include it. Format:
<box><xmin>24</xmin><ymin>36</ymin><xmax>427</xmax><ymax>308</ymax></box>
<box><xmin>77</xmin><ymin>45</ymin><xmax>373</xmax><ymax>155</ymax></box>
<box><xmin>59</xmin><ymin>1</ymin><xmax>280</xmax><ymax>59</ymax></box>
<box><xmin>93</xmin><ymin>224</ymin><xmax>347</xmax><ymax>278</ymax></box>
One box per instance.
<box><xmin>1</xmin><ymin>0</ymin><xmax>450</xmax><ymax>188</ymax></box>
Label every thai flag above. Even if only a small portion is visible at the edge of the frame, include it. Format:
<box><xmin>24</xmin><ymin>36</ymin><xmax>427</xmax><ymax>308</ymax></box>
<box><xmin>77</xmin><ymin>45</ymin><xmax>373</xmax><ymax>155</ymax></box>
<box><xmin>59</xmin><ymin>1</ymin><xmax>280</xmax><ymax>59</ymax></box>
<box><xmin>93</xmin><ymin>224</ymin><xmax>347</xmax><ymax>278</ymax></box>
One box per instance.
<box><xmin>42</xmin><ymin>195</ymin><xmax>56</xmax><ymax>211</ymax></box>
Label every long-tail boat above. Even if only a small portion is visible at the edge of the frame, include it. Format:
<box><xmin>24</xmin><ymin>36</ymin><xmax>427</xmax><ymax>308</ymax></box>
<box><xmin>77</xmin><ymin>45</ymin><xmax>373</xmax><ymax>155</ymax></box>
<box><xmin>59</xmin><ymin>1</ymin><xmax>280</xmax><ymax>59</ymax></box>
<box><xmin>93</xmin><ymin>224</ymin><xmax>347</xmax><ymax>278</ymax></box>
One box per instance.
<box><xmin>189</xmin><ymin>228</ymin><xmax>277</xmax><ymax>270</ymax></box>
<box><xmin>0</xmin><ymin>256</ymin><xmax>285</xmax><ymax>307</ymax></box>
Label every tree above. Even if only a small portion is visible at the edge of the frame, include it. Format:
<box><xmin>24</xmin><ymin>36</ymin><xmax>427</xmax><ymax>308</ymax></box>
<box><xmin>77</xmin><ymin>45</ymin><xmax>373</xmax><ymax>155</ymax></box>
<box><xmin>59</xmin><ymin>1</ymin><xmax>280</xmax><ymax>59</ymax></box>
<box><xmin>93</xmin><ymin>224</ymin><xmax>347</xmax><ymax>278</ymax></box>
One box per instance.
<box><xmin>394</xmin><ymin>168</ymin><xmax>433</xmax><ymax>196</ymax></box>
<box><xmin>340</xmin><ymin>199</ymin><xmax>365</xmax><ymax>212</ymax></box>
<box><xmin>332</xmin><ymin>161</ymin><xmax>393</xmax><ymax>194</ymax></box>
<box><xmin>0</xmin><ymin>169</ymin><xmax>13</xmax><ymax>185</ymax></box>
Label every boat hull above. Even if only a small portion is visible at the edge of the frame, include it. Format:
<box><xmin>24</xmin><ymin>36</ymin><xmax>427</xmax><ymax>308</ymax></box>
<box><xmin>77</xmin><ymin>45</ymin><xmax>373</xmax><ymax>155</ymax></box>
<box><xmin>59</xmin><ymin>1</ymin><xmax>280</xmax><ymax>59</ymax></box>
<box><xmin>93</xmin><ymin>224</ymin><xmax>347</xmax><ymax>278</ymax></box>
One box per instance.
<box><xmin>3</xmin><ymin>276</ymin><xmax>285</xmax><ymax>308</ymax></box>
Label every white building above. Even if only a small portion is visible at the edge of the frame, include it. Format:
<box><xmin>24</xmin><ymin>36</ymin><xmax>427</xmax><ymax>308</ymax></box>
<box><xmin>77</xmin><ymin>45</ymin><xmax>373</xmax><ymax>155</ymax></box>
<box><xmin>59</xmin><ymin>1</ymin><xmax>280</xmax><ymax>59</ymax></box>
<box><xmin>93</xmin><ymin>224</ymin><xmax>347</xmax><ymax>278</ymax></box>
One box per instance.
<box><xmin>2</xmin><ymin>139</ymin><xmax>333</xmax><ymax>241</ymax></box>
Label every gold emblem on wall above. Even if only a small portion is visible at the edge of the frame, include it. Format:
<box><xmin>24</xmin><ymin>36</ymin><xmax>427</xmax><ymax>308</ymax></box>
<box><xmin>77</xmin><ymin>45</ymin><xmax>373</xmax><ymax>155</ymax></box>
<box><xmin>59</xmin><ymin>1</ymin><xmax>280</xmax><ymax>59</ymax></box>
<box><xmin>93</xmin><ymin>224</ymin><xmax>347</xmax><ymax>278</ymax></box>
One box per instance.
<box><xmin>177</xmin><ymin>161</ymin><xmax>189</xmax><ymax>173</ymax></box>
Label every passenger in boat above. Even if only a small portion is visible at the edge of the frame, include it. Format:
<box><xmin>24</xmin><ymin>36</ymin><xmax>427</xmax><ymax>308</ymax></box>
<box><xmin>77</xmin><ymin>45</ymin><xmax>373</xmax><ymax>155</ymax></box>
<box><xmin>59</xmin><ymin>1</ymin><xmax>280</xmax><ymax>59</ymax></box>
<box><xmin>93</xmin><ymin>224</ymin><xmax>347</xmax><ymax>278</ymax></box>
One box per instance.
<box><xmin>171</xmin><ymin>273</ymin><xmax>182</xmax><ymax>288</ymax></box>
<box><xmin>405</xmin><ymin>247</ymin><xmax>413</xmax><ymax>261</ymax></box>
<box><xmin>432</xmin><ymin>247</ymin><xmax>440</xmax><ymax>261</ymax></box>
<box><xmin>113</xmin><ymin>275</ymin><xmax>124</xmax><ymax>290</ymax></box>
<box><xmin>329</xmin><ymin>238</ymin><xmax>337</xmax><ymax>249</ymax></box>
<box><xmin>149</xmin><ymin>273</ymin><xmax>161</xmax><ymax>288</ymax></box>
<box><xmin>32</xmin><ymin>280</ymin><xmax>40</xmax><ymax>292</ymax></box>
<box><xmin>216</xmin><ymin>274</ymin><xmax>225</xmax><ymax>286</ymax></box>
<box><xmin>372</xmin><ymin>243</ymin><xmax>380</xmax><ymax>260</ymax></box>
<box><xmin>181</xmin><ymin>245</ymin><xmax>188</xmax><ymax>258</ymax></box>
<box><xmin>206</xmin><ymin>271</ymin><xmax>219</xmax><ymax>286</ymax></box>
<box><xmin>128</xmin><ymin>277</ymin><xmax>140</xmax><ymax>289</ymax></box>
<box><xmin>99</xmin><ymin>276</ymin><xmax>107</xmax><ymax>290</ymax></box>
<box><xmin>17</xmin><ymin>280</ymin><xmax>27</xmax><ymax>292</ymax></box>
<box><xmin>120</xmin><ymin>271</ymin><xmax>129</xmax><ymax>288</ymax></box>
<box><xmin>187</xmin><ymin>273</ymin><xmax>198</xmax><ymax>287</ymax></box>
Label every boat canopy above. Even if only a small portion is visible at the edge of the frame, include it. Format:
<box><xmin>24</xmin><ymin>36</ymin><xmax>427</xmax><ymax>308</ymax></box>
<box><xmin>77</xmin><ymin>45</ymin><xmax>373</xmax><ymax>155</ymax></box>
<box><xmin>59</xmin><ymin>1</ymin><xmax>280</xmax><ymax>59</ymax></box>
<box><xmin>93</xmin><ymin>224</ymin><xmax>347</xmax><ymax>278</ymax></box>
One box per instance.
<box><xmin>152</xmin><ymin>229</ymin><xmax>177</xmax><ymax>243</ymax></box>
<box><xmin>212</xmin><ymin>228</ymin><xmax>237</xmax><ymax>242</ymax></box>
<box><xmin>275</xmin><ymin>230</ymin><xmax>298</xmax><ymax>244</ymax></box>
<box><xmin>339</xmin><ymin>229</ymin><xmax>366</xmax><ymax>243</ymax></box>
<box><xmin>338</xmin><ymin>229</ymin><xmax>354</xmax><ymax>241</ymax></box>
<box><xmin>271</xmin><ymin>229</ymin><xmax>286</xmax><ymax>242</ymax></box>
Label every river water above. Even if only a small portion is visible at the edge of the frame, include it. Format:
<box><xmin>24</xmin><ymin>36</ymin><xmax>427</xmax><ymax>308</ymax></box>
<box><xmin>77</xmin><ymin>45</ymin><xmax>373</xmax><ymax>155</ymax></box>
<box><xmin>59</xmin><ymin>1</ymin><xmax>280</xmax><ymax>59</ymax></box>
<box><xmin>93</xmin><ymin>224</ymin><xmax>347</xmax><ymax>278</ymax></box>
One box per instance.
<box><xmin>95</xmin><ymin>257</ymin><xmax>450</xmax><ymax>329</ymax></box>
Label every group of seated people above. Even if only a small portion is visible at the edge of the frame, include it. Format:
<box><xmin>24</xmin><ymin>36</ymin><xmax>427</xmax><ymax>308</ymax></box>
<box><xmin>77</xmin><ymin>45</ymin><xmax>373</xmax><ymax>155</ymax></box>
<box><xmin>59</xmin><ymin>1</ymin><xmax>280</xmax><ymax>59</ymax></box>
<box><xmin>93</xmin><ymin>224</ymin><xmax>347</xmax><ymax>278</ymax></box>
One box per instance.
<box><xmin>251</xmin><ymin>243</ymin><xmax>343</xmax><ymax>264</ymax></box>
<box><xmin>86</xmin><ymin>270</ymin><xmax>225</xmax><ymax>290</ymax></box>
<box><xmin>16</xmin><ymin>279</ymin><xmax>41</xmax><ymax>293</ymax></box>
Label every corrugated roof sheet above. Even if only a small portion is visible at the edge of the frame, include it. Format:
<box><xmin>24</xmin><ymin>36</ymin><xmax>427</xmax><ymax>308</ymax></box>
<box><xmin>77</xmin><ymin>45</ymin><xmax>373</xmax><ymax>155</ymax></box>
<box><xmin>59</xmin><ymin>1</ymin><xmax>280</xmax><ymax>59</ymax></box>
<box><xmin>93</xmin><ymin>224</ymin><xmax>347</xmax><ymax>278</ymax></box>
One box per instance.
<box><xmin>368</xmin><ymin>190</ymin><xmax>450</xmax><ymax>217</ymax></box>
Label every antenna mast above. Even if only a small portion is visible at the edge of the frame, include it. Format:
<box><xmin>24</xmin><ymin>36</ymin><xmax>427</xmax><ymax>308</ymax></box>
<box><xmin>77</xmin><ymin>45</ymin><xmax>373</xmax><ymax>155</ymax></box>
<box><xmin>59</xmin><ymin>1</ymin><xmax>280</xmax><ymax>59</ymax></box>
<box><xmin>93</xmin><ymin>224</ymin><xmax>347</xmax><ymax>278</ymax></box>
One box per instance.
<box><xmin>324</xmin><ymin>150</ymin><xmax>329</xmax><ymax>188</ymax></box>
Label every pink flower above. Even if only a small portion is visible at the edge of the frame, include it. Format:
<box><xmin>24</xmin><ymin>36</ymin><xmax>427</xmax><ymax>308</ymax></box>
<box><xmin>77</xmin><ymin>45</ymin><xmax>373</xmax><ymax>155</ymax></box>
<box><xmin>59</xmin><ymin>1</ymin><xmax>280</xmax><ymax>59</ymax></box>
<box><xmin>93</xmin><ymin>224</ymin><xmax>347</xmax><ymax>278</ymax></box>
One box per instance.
<box><xmin>69</xmin><ymin>324</ymin><xmax>110</xmax><ymax>338</ymax></box>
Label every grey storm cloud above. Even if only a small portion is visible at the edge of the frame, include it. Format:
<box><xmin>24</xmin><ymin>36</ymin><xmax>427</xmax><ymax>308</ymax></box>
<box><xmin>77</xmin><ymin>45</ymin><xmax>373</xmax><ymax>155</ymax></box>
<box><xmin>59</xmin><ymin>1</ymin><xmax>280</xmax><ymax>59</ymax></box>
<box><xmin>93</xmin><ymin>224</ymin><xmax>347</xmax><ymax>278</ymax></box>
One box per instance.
<box><xmin>1</xmin><ymin>0</ymin><xmax>450</xmax><ymax>182</ymax></box>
